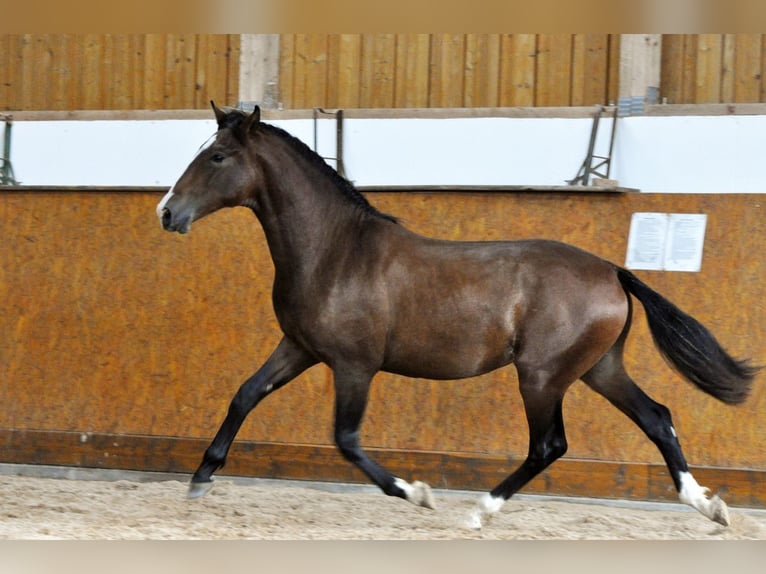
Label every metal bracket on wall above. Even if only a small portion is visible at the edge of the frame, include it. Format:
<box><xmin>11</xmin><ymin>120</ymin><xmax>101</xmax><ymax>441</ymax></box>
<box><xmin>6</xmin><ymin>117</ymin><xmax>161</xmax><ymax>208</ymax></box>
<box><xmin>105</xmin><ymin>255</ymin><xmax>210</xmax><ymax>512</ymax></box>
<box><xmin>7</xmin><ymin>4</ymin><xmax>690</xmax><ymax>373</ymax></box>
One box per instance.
<box><xmin>1</xmin><ymin>114</ymin><xmax>20</xmax><ymax>186</ymax></box>
<box><xmin>313</xmin><ymin>108</ymin><xmax>347</xmax><ymax>179</ymax></box>
<box><xmin>567</xmin><ymin>105</ymin><xmax>618</xmax><ymax>186</ymax></box>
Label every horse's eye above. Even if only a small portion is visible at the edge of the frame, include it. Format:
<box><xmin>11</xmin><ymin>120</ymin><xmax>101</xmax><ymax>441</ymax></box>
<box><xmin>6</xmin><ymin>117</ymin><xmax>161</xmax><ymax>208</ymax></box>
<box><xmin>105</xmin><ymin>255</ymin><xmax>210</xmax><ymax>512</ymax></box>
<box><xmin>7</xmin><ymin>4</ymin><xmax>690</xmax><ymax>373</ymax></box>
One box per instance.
<box><xmin>211</xmin><ymin>153</ymin><xmax>225</xmax><ymax>164</ymax></box>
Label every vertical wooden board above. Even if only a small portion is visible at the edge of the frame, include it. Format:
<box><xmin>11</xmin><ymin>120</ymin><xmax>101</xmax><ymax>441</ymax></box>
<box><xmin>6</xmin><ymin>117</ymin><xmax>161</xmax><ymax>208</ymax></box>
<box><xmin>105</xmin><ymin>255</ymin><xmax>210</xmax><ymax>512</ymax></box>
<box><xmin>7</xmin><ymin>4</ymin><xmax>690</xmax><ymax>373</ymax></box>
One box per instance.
<box><xmin>660</xmin><ymin>35</ymin><xmax>683</xmax><ymax>103</ymax></box>
<box><xmin>292</xmin><ymin>34</ymin><xmax>310</xmax><ymax>108</ymax></box>
<box><xmin>535</xmin><ymin>34</ymin><xmax>573</xmax><ymax>106</ymax></box>
<box><xmin>177</xmin><ymin>33</ymin><xmax>198</xmax><ymax>108</ymax></box>
<box><xmin>224</xmin><ymin>34</ymin><xmax>240</xmax><ymax>108</ymax></box>
<box><xmin>761</xmin><ymin>35</ymin><xmax>766</xmax><ymax>102</ymax></box>
<box><xmin>163</xmin><ymin>34</ymin><xmax>179</xmax><ymax>107</ymax></box>
<box><xmin>142</xmin><ymin>34</ymin><xmax>167</xmax><ymax>109</ymax></box>
<box><xmin>498</xmin><ymin>34</ymin><xmax>536</xmax><ymax>107</ymax></box>
<box><xmin>292</xmin><ymin>34</ymin><xmax>329</xmax><ymax>109</ymax></box>
<box><xmin>49</xmin><ymin>35</ymin><xmax>72</xmax><ymax>109</ymax></box>
<box><xmin>195</xmin><ymin>34</ymin><xmax>235</xmax><ymax>108</ymax></box>
<box><xmin>359</xmin><ymin>34</ymin><xmax>395</xmax><ymax>108</ymax></box>
<box><xmin>278</xmin><ymin>34</ymin><xmax>296</xmax><ymax>109</ymax></box>
<box><xmin>734</xmin><ymin>34</ymin><xmax>763</xmax><ymax>102</ymax></box>
<box><xmin>570</xmin><ymin>34</ymin><xmax>587</xmax><ymax>106</ymax></box>
<box><xmin>170</xmin><ymin>34</ymin><xmax>199</xmax><ymax>108</ymax></box>
<box><xmin>394</xmin><ymin>34</ymin><xmax>430</xmax><ymax>108</ymax></box>
<box><xmin>327</xmin><ymin>34</ymin><xmax>361</xmax><ymax>108</ymax></box>
<box><xmin>17</xmin><ymin>35</ymin><xmax>34</xmax><ymax>110</ymax></box>
<box><xmin>720</xmin><ymin>34</ymin><xmax>737</xmax><ymax>103</ymax></box>
<box><xmin>194</xmin><ymin>35</ymin><xmax>210</xmax><ymax>108</ymax></box>
<box><xmin>7</xmin><ymin>35</ymin><xmax>27</xmax><ymax>111</ymax></box>
<box><xmin>325</xmin><ymin>34</ymin><xmax>341</xmax><ymax>107</ymax></box>
<box><xmin>49</xmin><ymin>35</ymin><xmax>73</xmax><ymax>109</ymax></box>
<box><xmin>606</xmin><ymin>34</ymin><xmax>620</xmax><ymax>105</ymax></box>
<box><xmin>695</xmin><ymin>34</ymin><xmax>723</xmax><ymax>103</ymax></box>
<box><xmin>76</xmin><ymin>34</ymin><xmax>104</xmax><ymax>109</ymax></box>
<box><xmin>129</xmin><ymin>35</ymin><xmax>147</xmax><ymax>110</ymax></box>
<box><xmin>428</xmin><ymin>34</ymin><xmax>466</xmax><ymax>107</ymax></box>
<box><xmin>0</xmin><ymin>35</ymin><xmax>10</xmax><ymax>110</ymax></box>
<box><xmin>101</xmin><ymin>34</ymin><xmax>118</xmax><ymax>109</ymax></box>
<box><xmin>464</xmin><ymin>34</ymin><xmax>500</xmax><ymax>108</ymax></box>
<box><xmin>25</xmin><ymin>34</ymin><xmax>51</xmax><ymax>110</ymax></box>
<box><xmin>571</xmin><ymin>34</ymin><xmax>609</xmax><ymax>106</ymax></box>
<box><xmin>680</xmin><ymin>34</ymin><xmax>698</xmax><ymax>104</ymax></box>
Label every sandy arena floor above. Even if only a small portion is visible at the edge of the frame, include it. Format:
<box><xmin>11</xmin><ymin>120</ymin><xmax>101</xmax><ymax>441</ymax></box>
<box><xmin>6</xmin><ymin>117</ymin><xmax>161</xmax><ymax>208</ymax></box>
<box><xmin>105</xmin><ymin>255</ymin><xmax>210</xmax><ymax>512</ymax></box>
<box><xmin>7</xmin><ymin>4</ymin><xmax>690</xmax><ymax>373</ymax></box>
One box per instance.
<box><xmin>1</xmin><ymin>467</ymin><xmax>765</xmax><ymax>540</ymax></box>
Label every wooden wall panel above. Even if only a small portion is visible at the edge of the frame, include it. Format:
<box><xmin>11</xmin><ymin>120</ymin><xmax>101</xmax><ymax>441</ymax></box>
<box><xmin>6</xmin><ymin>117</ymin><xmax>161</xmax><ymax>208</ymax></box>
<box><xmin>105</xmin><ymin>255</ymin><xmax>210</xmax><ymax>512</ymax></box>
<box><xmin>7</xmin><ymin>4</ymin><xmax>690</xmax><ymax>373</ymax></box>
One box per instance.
<box><xmin>7</xmin><ymin>34</ymin><xmax>766</xmax><ymax>111</ymax></box>
<box><xmin>662</xmin><ymin>34</ymin><xmax>766</xmax><ymax>104</ymax></box>
<box><xmin>0</xmin><ymin>34</ymin><xmax>240</xmax><ymax>111</ymax></box>
<box><xmin>394</xmin><ymin>34</ymin><xmax>430</xmax><ymax>108</ymax></box>
<box><xmin>1</xmin><ymin>189</ymin><xmax>763</xmax><ymax>476</ymax></box>
<box><xmin>279</xmin><ymin>34</ymin><xmax>619</xmax><ymax>109</ymax></box>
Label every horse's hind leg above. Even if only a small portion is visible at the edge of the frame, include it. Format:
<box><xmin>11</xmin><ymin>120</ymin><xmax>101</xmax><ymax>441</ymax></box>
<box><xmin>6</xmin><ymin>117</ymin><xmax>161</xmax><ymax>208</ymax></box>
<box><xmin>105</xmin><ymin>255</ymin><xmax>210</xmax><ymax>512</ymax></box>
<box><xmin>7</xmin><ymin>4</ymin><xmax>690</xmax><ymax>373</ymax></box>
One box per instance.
<box><xmin>332</xmin><ymin>366</ymin><xmax>435</xmax><ymax>509</ymax></box>
<box><xmin>188</xmin><ymin>337</ymin><xmax>316</xmax><ymax>498</ymax></box>
<box><xmin>581</xmin><ymin>347</ymin><xmax>730</xmax><ymax>526</ymax></box>
<box><xmin>467</xmin><ymin>371</ymin><xmax>570</xmax><ymax>529</ymax></box>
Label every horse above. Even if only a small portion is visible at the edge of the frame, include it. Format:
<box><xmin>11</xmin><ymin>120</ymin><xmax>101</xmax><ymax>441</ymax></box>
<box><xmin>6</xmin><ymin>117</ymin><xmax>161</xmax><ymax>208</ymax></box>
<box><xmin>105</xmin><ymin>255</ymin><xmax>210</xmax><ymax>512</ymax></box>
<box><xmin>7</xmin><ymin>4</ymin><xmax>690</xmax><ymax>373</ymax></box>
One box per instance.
<box><xmin>156</xmin><ymin>102</ymin><xmax>757</xmax><ymax>530</ymax></box>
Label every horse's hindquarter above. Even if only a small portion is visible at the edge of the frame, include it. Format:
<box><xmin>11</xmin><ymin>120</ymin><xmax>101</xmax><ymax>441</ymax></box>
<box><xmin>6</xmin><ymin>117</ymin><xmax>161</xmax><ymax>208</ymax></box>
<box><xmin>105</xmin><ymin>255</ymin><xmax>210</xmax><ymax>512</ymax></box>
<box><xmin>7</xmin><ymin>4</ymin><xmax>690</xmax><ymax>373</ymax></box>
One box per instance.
<box><xmin>380</xmin><ymin>235</ymin><xmax>628</xmax><ymax>381</ymax></box>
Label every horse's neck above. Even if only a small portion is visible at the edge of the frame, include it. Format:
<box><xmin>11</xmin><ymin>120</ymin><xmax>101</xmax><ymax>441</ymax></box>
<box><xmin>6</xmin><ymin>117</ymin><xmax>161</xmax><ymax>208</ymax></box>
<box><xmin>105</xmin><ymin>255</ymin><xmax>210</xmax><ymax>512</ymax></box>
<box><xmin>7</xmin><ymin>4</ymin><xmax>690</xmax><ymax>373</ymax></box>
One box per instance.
<box><xmin>253</xmin><ymin>145</ymin><xmax>365</xmax><ymax>282</ymax></box>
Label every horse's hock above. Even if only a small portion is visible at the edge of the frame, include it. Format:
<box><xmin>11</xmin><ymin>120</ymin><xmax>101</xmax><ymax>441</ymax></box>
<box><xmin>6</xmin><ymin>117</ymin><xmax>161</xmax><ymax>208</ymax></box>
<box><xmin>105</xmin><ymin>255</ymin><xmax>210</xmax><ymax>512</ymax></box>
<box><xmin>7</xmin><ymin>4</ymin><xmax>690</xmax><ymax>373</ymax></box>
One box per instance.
<box><xmin>0</xmin><ymin>185</ymin><xmax>764</xmax><ymax>509</ymax></box>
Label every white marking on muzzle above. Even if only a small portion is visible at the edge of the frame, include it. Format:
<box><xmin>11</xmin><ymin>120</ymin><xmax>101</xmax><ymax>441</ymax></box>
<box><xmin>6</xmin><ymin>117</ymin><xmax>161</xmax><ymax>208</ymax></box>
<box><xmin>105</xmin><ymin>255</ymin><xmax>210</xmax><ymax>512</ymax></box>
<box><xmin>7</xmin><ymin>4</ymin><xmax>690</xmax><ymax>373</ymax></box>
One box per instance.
<box><xmin>156</xmin><ymin>186</ymin><xmax>175</xmax><ymax>221</ymax></box>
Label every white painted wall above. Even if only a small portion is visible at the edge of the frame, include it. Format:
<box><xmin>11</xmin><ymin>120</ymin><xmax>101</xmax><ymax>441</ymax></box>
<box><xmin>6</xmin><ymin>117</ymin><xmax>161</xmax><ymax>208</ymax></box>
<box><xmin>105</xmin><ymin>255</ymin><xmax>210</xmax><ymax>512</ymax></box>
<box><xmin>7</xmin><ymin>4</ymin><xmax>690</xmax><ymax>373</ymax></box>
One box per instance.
<box><xmin>6</xmin><ymin>114</ymin><xmax>766</xmax><ymax>193</ymax></box>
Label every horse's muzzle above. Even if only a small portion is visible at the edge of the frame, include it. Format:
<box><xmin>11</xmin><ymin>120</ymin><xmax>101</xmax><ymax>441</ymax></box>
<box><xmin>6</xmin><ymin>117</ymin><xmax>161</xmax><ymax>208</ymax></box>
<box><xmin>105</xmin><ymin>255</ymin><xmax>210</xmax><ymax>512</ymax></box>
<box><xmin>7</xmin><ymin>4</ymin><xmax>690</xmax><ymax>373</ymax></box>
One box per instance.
<box><xmin>159</xmin><ymin>207</ymin><xmax>192</xmax><ymax>234</ymax></box>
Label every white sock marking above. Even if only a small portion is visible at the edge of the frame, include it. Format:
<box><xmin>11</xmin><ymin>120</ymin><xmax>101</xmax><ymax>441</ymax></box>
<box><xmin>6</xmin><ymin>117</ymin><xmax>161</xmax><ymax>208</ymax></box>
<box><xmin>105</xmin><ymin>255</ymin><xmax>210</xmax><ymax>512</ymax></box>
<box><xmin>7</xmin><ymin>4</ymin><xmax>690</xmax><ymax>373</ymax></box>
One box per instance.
<box><xmin>678</xmin><ymin>471</ymin><xmax>709</xmax><ymax>508</ymax></box>
<box><xmin>678</xmin><ymin>470</ymin><xmax>730</xmax><ymax>525</ymax></box>
<box><xmin>394</xmin><ymin>477</ymin><xmax>414</xmax><ymax>499</ymax></box>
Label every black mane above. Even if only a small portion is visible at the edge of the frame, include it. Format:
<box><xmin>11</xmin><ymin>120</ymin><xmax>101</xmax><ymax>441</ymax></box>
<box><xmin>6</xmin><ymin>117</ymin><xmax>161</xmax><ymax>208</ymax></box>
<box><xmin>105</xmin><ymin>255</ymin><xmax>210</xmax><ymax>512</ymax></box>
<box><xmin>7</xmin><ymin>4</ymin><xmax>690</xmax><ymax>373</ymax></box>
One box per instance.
<box><xmin>222</xmin><ymin>109</ymin><xmax>398</xmax><ymax>224</ymax></box>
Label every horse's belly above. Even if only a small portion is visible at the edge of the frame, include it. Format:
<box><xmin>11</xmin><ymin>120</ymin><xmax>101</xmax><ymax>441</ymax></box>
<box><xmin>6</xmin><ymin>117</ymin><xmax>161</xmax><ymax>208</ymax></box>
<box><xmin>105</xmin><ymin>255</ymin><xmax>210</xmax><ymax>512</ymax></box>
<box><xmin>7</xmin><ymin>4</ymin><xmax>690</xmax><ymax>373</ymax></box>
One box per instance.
<box><xmin>381</xmin><ymin>328</ymin><xmax>515</xmax><ymax>380</ymax></box>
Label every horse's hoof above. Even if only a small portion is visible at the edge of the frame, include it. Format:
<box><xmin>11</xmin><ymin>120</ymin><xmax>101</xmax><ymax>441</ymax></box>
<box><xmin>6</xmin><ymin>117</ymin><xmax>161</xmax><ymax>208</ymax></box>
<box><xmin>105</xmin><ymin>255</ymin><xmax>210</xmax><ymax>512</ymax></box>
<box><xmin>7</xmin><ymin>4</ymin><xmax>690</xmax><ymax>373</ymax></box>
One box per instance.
<box><xmin>465</xmin><ymin>493</ymin><xmax>504</xmax><ymax>531</ymax></box>
<box><xmin>394</xmin><ymin>478</ymin><xmax>436</xmax><ymax>509</ymax></box>
<box><xmin>411</xmin><ymin>481</ymin><xmax>436</xmax><ymax>510</ymax></box>
<box><xmin>187</xmin><ymin>480</ymin><xmax>214</xmax><ymax>499</ymax></box>
<box><xmin>708</xmin><ymin>495</ymin><xmax>730</xmax><ymax>527</ymax></box>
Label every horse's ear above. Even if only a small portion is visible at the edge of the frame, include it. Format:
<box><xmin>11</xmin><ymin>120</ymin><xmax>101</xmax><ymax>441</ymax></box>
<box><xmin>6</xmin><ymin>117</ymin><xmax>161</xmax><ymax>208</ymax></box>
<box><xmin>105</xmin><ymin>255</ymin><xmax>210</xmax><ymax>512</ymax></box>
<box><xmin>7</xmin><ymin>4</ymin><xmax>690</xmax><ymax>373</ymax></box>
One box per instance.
<box><xmin>242</xmin><ymin>105</ymin><xmax>261</xmax><ymax>135</ymax></box>
<box><xmin>211</xmin><ymin>100</ymin><xmax>227</xmax><ymax>128</ymax></box>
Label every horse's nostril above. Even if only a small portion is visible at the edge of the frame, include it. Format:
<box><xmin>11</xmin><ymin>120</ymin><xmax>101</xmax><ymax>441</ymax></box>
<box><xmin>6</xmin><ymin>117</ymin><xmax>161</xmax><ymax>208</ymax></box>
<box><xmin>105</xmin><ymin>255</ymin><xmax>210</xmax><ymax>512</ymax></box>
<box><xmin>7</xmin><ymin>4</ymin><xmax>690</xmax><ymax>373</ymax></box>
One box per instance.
<box><xmin>161</xmin><ymin>208</ymin><xmax>172</xmax><ymax>228</ymax></box>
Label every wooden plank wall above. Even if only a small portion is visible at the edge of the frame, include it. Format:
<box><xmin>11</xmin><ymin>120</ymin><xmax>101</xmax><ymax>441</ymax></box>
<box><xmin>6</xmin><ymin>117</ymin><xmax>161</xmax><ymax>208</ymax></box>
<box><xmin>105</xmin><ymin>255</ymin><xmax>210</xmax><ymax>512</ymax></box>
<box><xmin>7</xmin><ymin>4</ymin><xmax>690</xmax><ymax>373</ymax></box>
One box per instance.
<box><xmin>661</xmin><ymin>34</ymin><xmax>766</xmax><ymax>103</ymax></box>
<box><xmin>1</xmin><ymin>188</ymin><xmax>764</xmax><ymax>506</ymax></box>
<box><xmin>278</xmin><ymin>34</ymin><xmax>621</xmax><ymax>109</ymax></box>
<box><xmin>5</xmin><ymin>34</ymin><xmax>766</xmax><ymax>110</ymax></box>
<box><xmin>0</xmin><ymin>34</ymin><xmax>240</xmax><ymax>111</ymax></box>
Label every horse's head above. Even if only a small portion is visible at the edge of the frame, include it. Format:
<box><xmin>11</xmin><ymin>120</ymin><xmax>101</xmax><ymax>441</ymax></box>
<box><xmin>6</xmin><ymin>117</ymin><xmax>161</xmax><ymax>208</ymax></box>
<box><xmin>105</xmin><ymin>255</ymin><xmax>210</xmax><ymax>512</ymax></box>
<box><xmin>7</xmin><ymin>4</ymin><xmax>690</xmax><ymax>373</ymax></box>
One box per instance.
<box><xmin>157</xmin><ymin>102</ymin><xmax>262</xmax><ymax>234</ymax></box>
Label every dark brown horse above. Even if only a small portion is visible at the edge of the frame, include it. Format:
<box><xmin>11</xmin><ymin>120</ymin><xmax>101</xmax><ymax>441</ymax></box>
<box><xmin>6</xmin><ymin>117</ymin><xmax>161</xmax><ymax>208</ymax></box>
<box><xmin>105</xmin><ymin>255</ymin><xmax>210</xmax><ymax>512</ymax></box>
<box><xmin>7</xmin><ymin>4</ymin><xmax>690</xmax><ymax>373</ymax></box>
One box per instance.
<box><xmin>157</xmin><ymin>103</ymin><xmax>756</xmax><ymax>529</ymax></box>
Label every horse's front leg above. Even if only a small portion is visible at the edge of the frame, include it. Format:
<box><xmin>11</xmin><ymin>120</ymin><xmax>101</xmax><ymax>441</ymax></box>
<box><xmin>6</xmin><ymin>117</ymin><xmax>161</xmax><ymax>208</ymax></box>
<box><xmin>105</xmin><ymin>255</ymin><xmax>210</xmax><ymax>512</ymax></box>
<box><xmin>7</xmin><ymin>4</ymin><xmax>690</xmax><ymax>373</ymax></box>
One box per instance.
<box><xmin>188</xmin><ymin>337</ymin><xmax>317</xmax><ymax>498</ymax></box>
<box><xmin>332</xmin><ymin>366</ymin><xmax>436</xmax><ymax>510</ymax></box>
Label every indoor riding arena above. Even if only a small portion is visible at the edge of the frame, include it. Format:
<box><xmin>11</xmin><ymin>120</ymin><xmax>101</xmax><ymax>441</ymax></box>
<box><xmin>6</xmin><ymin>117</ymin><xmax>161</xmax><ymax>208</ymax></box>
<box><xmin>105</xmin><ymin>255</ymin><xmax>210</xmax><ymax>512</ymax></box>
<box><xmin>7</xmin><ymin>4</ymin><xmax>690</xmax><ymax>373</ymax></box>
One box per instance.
<box><xmin>1</xmin><ymin>33</ymin><xmax>766</xmax><ymax>540</ymax></box>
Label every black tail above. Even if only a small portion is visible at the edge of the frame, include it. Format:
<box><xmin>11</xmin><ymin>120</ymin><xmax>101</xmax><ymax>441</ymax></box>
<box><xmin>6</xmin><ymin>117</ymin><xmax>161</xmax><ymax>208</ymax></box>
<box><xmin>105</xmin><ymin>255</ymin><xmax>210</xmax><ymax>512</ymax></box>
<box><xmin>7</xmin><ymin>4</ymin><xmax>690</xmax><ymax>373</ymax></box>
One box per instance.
<box><xmin>617</xmin><ymin>267</ymin><xmax>758</xmax><ymax>405</ymax></box>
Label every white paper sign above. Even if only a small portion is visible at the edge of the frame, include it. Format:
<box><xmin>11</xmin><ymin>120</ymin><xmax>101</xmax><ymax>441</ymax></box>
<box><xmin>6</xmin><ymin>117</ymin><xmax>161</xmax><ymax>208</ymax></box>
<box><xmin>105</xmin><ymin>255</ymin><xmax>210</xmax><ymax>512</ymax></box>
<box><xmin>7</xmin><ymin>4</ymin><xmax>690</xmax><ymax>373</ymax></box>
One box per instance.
<box><xmin>625</xmin><ymin>212</ymin><xmax>669</xmax><ymax>271</ymax></box>
<box><xmin>664</xmin><ymin>214</ymin><xmax>707</xmax><ymax>272</ymax></box>
<box><xmin>625</xmin><ymin>212</ymin><xmax>707</xmax><ymax>272</ymax></box>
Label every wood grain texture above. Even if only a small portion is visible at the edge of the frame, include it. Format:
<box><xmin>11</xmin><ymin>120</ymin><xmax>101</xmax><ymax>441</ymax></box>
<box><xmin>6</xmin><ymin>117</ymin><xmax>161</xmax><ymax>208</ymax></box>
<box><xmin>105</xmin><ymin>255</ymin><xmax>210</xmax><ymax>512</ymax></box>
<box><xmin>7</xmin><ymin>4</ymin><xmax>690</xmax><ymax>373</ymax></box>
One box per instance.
<box><xmin>0</xmin><ymin>189</ymin><xmax>763</xmax><ymax>501</ymax></box>
<box><xmin>277</xmin><ymin>34</ymin><xmax>617</xmax><ymax>110</ymax></box>
<box><xmin>662</xmin><ymin>34</ymin><xmax>766</xmax><ymax>104</ymax></box>
<box><xmin>0</xmin><ymin>34</ymin><xmax>239</xmax><ymax>111</ymax></box>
